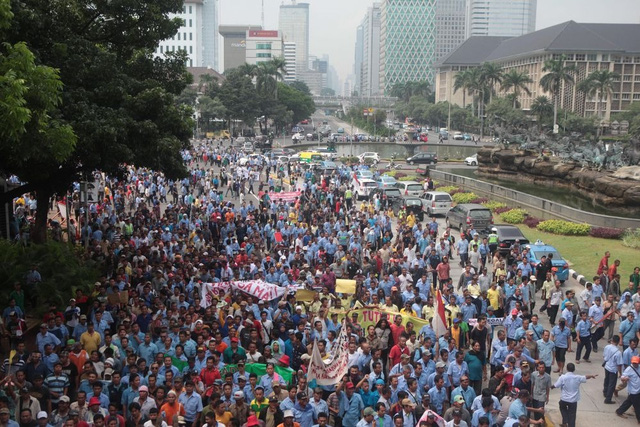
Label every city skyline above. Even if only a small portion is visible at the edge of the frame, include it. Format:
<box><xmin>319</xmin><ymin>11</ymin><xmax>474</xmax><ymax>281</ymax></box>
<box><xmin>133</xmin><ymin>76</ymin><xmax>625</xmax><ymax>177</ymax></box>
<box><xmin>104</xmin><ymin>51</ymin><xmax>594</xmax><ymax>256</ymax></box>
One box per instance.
<box><xmin>220</xmin><ymin>0</ymin><xmax>640</xmax><ymax>85</ymax></box>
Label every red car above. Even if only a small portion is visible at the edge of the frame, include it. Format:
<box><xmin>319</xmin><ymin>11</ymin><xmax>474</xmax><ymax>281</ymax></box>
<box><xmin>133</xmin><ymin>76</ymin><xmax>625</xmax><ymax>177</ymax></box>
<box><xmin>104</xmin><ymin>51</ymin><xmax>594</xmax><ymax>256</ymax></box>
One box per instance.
<box><xmin>419</xmin><ymin>133</ymin><xmax>429</xmax><ymax>142</ymax></box>
<box><xmin>300</xmin><ymin>119</ymin><xmax>309</xmax><ymax>125</ymax></box>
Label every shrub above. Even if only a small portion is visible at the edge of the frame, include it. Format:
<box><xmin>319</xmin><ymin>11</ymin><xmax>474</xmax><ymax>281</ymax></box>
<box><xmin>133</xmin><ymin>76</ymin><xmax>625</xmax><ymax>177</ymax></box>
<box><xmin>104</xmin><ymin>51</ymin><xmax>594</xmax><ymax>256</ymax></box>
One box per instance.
<box><xmin>622</xmin><ymin>228</ymin><xmax>640</xmax><ymax>249</ymax></box>
<box><xmin>523</xmin><ymin>216</ymin><xmax>542</xmax><ymax>228</ymax></box>
<box><xmin>394</xmin><ymin>172</ymin><xmax>407</xmax><ymax>179</ymax></box>
<box><xmin>537</xmin><ymin>220</ymin><xmax>591</xmax><ymax>236</ymax></box>
<box><xmin>384</xmin><ymin>170</ymin><xmax>397</xmax><ymax>177</ymax></box>
<box><xmin>589</xmin><ymin>227</ymin><xmax>625</xmax><ymax>240</ymax></box>
<box><xmin>398</xmin><ymin>176</ymin><xmax>419</xmax><ymax>181</ymax></box>
<box><xmin>470</xmin><ymin>197</ymin><xmax>489</xmax><ymax>204</ymax></box>
<box><xmin>482</xmin><ymin>201</ymin><xmax>507</xmax><ymax>212</ymax></box>
<box><xmin>437</xmin><ymin>186</ymin><xmax>459</xmax><ymax>194</ymax></box>
<box><xmin>339</xmin><ymin>156</ymin><xmax>358</xmax><ymax>164</ymax></box>
<box><xmin>452</xmin><ymin>192</ymin><xmax>479</xmax><ymax>204</ymax></box>
<box><xmin>494</xmin><ymin>206</ymin><xmax>513</xmax><ymax>215</ymax></box>
<box><xmin>500</xmin><ymin>209</ymin><xmax>527</xmax><ymax>224</ymax></box>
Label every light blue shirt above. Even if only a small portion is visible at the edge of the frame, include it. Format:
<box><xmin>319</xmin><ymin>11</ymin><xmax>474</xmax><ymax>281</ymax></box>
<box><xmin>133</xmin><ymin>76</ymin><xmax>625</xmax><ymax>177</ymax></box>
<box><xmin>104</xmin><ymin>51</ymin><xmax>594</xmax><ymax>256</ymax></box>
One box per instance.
<box><xmin>554</xmin><ymin>372</ymin><xmax>587</xmax><ymax>403</ymax></box>
<box><xmin>373</xmin><ymin>414</ymin><xmax>393</xmax><ymax>427</ymax></box>
<box><xmin>576</xmin><ymin>319</ymin><xmax>591</xmax><ymax>338</ymax></box>
<box><xmin>471</xmin><ymin>410</ymin><xmax>494</xmax><ymax>427</ymax></box>
<box><xmin>427</xmin><ymin>385</ymin><xmax>448</xmax><ymax>413</ymax></box>
<box><xmin>508</xmin><ymin>398</ymin><xmax>527</xmax><ymax>419</ymax></box>
<box><xmin>447</xmin><ymin>361</ymin><xmax>468</xmax><ymax>387</ymax></box>
<box><xmin>451</xmin><ymin>385</ymin><xmax>476</xmax><ymax>409</ymax></box>
<box><xmin>537</xmin><ymin>339</ymin><xmax>556</xmax><ymax>367</ymax></box>
<box><xmin>339</xmin><ymin>392</ymin><xmax>364</xmax><ymax>427</ymax></box>
<box><xmin>622</xmin><ymin>365</ymin><xmax>640</xmax><ymax>394</ymax></box>
<box><xmin>178</xmin><ymin>391</ymin><xmax>203</xmax><ymax>422</ymax></box>
<box><xmin>620</xmin><ymin>319</ymin><xmax>638</xmax><ymax>346</ymax></box>
<box><xmin>603</xmin><ymin>344</ymin><xmax>623</xmax><ymax>374</ymax></box>
<box><xmin>551</xmin><ymin>325</ymin><xmax>571</xmax><ymax>349</ymax></box>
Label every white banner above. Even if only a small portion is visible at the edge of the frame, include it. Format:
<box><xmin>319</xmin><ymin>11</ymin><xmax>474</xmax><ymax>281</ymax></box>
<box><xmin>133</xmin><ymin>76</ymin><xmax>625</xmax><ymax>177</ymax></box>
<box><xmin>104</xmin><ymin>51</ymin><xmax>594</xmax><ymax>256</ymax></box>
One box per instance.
<box><xmin>307</xmin><ymin>323</ymin><xmax>351</xmax><ymax>386</ymax></box>
<box><xmin>199</xmin><ymin>280</ymin><xmax>301</xmax><ymax>308</ymax></box>
<box><xmin>468</xmin><ymin>317</ymin><xmax>505</xmax><ymax>327</ymax></box>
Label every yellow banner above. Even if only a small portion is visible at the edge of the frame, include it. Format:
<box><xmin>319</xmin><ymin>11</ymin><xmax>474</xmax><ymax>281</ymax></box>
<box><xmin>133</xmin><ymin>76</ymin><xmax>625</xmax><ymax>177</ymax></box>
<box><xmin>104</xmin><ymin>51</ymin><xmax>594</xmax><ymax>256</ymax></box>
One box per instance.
<box><xmin>295</xmin><ymin>288</ymin><xmax>317</xmax><ymax>302</ymax></box>
<box><xmin>335</xmin><ymin>279</ymin><xmax>356</xmax><ymax>294</ymax></box>
<box><xmin>330</xmin><ymin>306</ymin><xmax>429</xmax><ymax>331</ymax></box>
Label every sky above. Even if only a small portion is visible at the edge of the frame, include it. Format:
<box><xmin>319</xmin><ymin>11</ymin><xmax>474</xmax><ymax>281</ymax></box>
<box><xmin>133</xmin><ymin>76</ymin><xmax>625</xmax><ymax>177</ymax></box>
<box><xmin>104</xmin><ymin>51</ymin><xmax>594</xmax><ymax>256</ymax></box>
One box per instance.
<box><xmin>219</xmin><ymin>0</ymin><xmax>640</xmax><ymax>85</ymax></box>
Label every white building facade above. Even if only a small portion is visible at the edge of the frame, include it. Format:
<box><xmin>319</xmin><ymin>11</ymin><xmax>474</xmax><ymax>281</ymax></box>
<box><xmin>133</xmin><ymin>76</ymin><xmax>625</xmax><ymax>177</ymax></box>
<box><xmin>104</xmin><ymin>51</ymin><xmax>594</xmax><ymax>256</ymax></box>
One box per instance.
<box><xmin>466</xmin><ymin>0</ymin><xmax>536</xmax><ymax>38</ymax></box>
<box><xmin>279</xmin><ymin>2</ymin><xmax>310</xmax><ymax>76</ymax></box>
<box><xmin>245</xmin><ymin>30</ymin><xmax>283</xmax><ymax>65</ymax></box>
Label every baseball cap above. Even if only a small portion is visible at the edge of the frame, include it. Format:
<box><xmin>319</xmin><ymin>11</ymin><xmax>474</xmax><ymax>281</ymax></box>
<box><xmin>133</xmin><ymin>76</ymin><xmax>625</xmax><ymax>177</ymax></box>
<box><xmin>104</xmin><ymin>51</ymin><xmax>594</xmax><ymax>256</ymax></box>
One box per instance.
<box><xmin>375</xmin><ymin>379</ymin><xmax>385</xmax><ymax>385</ymax></box>
<box><xmin>453</xmin><ymin>395</ymin><xmax>465</xmax><ymax>404</ymax></box>
<box><xmin>89</xmin><ymin>397</ymin><xmax>101</xmax><ymax>406</ymax></box>
<box><xmin>268</xmin><ymin>396</ymin><xmax>279</xmax><ymax>403</ymax></box>
<box><xmin>632</xmin><ymin>356</ymin><xmax>640</xmax><ymax>364</ymax></box>
<box><xmin>345</xmin><ymin>382</ymin><xmax>355</xmax><ymax>389</ymax></box>
<box><xmin>364</xmin><ymin>407</ymin><xmax>375</xmax><ymax>416</ymax></box>
<box><xmin>37</xmin><ymin>412</ymin><xmax>48</xmax><ymax>420</ymax></box>
<box><xmin>436</xmin><ymin>361</ymin><xmax>446</xmax><ymax>369</ymax></box>
<box><xmin>234</xmin><ymin>391</ymin><xmax>244</xmax><ymax>399</ymax></box>
<box><xmin>59</xmin><ymin>396</ymin><xmax>70</xmax><ymax>403</ymax></box>
<box><xmin>283</xmin><ymin>410</ymin><xmax>294</xmax><ymax>418</ymax></box>
<box><xmin>511</xmin><ymin>309</ymin><xmax>519</xmax><ymax>315</ymax></box>
<box><xmin>139</xmin><ymin>386</ymin><xmax>149</xmax><ymax>392</ymax></box>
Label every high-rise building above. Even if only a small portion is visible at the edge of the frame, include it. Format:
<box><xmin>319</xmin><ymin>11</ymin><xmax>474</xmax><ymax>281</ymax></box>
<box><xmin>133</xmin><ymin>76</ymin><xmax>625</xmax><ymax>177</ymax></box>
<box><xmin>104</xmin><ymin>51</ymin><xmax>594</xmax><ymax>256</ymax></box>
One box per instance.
<box><xmin>283</xmin><ymin>42</ymin><xmax>297</xmax><ymax>82</ymax></box>
<box><xmin>202</xmin><ymin>0</ymin><xmax>219</xmax><ymax>70</ymax></box>
<box><xmin>278</xmin><ymin>2</ymin><xmax>310</xmax><ymax>76</ymax></box>
<box><xmin>219</xmin><ymin>25</ymin><xmax>262</xmax><ymax>72</ymax></box>
<box><xmin>354</xmin><ymin>24</ymin><xmax>364</xmax><ymax>96</ymax></box>
<box><xmin>360</xmin><ymin>3</ymin><xmax>382</xmax><ymax>97</ymax></box>
<box><xmin>467</xmin><ymin>0</ymin><xmax>537</xmax><ymax>38</ymax></box>
<box><xmin>380</xmin><ymin>0</ymin><xmax>437</xmax><ymax>93</ymax></box>
<box><xmin>435</xmin><ymin>0</ymin><xmax>467</xmax><ymax>62</ymax></box>
<box><xmin>156</xmin><ymin>0</ymin><xmax>219</xmax><ymax>69</ymax></box>
<box><xmin>245</xmin><ymin>30</ymin><xmax>283</xmax><ymax>66</ymax></box>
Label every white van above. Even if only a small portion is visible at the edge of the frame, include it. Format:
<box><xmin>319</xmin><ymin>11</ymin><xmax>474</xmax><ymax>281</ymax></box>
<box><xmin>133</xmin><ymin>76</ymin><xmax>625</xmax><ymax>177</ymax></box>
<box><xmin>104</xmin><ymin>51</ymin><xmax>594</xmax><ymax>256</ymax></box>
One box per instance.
<box><xmin>420</xmin><ymin>191</ymin><xmax>453</xmax><ymax>216</ymax></box>
<box><xmin>353</xmin><ymin>178</ymin><xmax>378</xmax><ymax>200</ymax></box>
<box><xmin>394</xmin><ymin>181</ymin><xmax>423</xmax><ymax>197</ymax></box>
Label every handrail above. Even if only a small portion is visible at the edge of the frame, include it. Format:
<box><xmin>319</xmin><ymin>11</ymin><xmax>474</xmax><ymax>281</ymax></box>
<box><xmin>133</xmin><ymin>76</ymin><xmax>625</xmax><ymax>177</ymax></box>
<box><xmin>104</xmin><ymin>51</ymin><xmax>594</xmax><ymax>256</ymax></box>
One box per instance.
<box><xmin>430</xmin><ymin>169</ymin><xmax>640</xmax><ymax>229</ymax></box>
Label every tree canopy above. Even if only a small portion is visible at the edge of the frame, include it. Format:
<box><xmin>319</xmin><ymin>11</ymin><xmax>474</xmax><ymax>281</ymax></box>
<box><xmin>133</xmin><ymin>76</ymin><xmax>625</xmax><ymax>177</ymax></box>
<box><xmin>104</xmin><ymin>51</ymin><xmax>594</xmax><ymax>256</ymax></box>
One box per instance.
<box><xmin>0</xmin><ymin>0</ymin><xmax>194</xmax><ymax>241</ymax></box>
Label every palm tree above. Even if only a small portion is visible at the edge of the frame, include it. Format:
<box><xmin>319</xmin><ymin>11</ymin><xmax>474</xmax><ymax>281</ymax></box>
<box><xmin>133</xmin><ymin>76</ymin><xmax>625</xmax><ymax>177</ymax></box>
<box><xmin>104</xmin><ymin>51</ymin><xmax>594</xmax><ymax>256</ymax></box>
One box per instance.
<box><xmin>237</xmin><ymin>63</ymin><xmax>258</xmax><ymax>78</ymax></box>
<box><xmin>530</xmin><ymin>96</ymin><xmax>553</xmax><ymax>126</ymax></box>
<box><xmin>577</xmin><ymin>69</ymin><xmax>619</xmax><ymax>136</ymax></box>
<box><xmin>540</xmin><ymin>56</ymin><xmax>576</xmax><ymax>132</ymax></box>
<box><xmin>453</xmin><ymin>70</ymin><xmax>472</xmax><ymax>108</ymax></box>
<box><xmin>268</xmin><ymin>57</ymin><xmax>287</xmax><ymax>100</ymax></box>
<box><xmin>480</xmin><ymin>62</ymin><xmax>503</xmax><ymax>104</ymax></box>
<box><xmin>501</xmin><ymin>70</ymin><xmax>533</xmax><ymax>109</ymax></box>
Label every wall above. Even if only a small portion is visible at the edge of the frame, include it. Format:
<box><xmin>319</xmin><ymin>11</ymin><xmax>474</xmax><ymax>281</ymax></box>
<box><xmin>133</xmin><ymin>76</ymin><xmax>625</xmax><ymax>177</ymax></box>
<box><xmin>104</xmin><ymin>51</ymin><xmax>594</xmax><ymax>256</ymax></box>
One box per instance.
<box><xmin>429</xmin><ymin>169</ymin><xmax>640</xmax><ymax>229</ymax></box>
<box><xmin>286</xmin><ymin>141</ymin><xmax>480</xmax><ymax>160</ymax></box>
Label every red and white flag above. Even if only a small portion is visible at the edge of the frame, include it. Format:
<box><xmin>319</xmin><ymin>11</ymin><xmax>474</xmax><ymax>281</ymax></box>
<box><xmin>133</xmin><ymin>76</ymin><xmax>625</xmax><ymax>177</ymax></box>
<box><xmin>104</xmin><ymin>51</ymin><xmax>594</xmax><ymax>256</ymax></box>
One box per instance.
<box><xmin>433</xmin><ymin>288</ymin><xmax>448</xmax><ymax>338</ymax></box>
<box><xmin>352</xmin><ymin>172</ymin><xmax>360</xmax><ymax>185</ymax></box>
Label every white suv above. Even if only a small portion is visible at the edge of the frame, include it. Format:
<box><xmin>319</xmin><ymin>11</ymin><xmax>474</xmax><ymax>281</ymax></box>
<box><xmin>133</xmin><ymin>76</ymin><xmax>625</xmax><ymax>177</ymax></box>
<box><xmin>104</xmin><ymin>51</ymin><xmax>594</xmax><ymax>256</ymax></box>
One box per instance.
<box><xmin>358</xmin><ymin>152</ymin><xmax>380</xmax><ymax>164</ymax></box>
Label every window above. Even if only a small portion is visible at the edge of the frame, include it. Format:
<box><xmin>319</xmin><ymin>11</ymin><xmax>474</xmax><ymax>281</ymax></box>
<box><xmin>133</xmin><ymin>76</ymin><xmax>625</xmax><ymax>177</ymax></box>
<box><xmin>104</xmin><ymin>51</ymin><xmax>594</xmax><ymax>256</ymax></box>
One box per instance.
<box><xmin>189</xmin><ymin>46</ymin><xmax>192</xmax><ymax>54</ymax></box>
<box><xmin>189</xmin><ymin>19</ymin><xmax>192</xmax><ymax>27</ymax></box>
<box><xmin>601</xmin><ymin>54</ymin><xmax>609</xmax><ymax>61</ymax></box>
<box><xmin>159</xmin><ymin>46</ymin><xmax>163</xmax><ymax>53</ymax></box>
<box><xmin>257</xmin><ymin>53</ymin><xmax>272</xmax><ymax>58</ymax></box>
<box><xmin>177</xmin><ymin>33</ymin><xmax>180</xmax><ymax>41</ymax></box>
<box><xmin>189</xmin><ymin>59</ymin><xmax>193</xmax><ymax>67</ymax></box>
<box><xmin>624</xmin><ymin>56</ymin><xmax>633</xmax><ymax>63</ymax></box>
<box><xmin>622</xmin><ymin>94</ymin><xmax>630</xmax><ymax>100</ymax></box>
<box><xmin>189</xmin><ymin>33</ymin><xmax>192</xmax><ymax>41</ymax></box>
<box><xmin>624</xmin><ymin>75</ymin><xmax>632</xmax><ymax>82</ymax></box>
<box><xmin>587</xmin><ymin>54</ymin><xmax>597</xmax><ymax>61</ymax></box>
<box><xmin>575</xmin><ymin>54</ymin><xmax>585</xmax><ymax>61</ymax></box>
<box><xmin>189</xmin><ymin>5</ymin><xmax>192</xmax><ymax>13</ymax></box>
<box><xmin>565</xmin><ymin>54</ymin><xmax>574</xmax><ymax>60</ymax></box>
<box><xmin>184</xmin><ymin>32</ymin><xmax>186</xmax><ymax>41</ymax></box>
<box><xmin>633</xmin><ymin>94</ymin><xmax>640</xmax><ymax>100</ymax></box>
<box><xmin>256</xmin><ymin>43</ymin><xmax>272</xmax><ymax>50</ymax></box>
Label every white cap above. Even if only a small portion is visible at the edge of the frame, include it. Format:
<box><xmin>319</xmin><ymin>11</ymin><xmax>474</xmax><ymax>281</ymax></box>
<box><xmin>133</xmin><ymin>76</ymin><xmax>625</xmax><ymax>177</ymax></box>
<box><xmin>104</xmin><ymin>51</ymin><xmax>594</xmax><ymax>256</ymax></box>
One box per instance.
<box><xmin>37</xmin><ymin>412</ymin><xmax>48</xmax><ymax>420</ymax></box>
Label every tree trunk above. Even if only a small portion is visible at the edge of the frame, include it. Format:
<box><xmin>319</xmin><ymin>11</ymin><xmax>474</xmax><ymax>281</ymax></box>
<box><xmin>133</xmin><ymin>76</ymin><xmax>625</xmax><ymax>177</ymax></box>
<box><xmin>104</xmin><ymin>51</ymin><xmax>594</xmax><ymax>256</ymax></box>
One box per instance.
<box><xmin>597</xmin><ymin>91</ymin><xmax>603</xmax><ymax>137</ymax></box>
<box><xmin>32</xmin><ymin>189</ymin><xmax>52</xmax><ymax>244</ymax></box>
<box><xmin>553</xmin><ymin>92</ymin><xmax>558</xmax><ymax>131</ymax></box>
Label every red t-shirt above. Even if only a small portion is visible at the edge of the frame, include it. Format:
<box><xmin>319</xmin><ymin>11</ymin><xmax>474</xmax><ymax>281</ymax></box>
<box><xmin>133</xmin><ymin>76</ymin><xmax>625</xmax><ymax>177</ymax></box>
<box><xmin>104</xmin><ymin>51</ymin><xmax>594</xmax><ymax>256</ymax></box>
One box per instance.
<box><xmin>388</xmin><ymin>344</ymin><xmax>410</xmax><ymax>367</ymax></box>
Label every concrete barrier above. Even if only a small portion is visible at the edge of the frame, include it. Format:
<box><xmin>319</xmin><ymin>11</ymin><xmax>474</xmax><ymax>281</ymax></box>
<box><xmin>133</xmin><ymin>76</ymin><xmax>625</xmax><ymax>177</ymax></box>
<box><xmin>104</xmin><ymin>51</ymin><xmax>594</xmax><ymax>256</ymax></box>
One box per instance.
<box><xmin>430</xmin><ymin>169</ymin><xmax>640</xmax><ymax>229</ymax></box>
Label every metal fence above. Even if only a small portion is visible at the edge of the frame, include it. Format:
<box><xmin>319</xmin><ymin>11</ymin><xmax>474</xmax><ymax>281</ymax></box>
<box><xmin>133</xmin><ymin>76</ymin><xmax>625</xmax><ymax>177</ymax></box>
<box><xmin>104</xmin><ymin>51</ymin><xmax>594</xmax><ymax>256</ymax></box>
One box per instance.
<box><xmin>430</xmin><ymin>169</ymin><xmax>640</xmax><ymax>229</ymax></box>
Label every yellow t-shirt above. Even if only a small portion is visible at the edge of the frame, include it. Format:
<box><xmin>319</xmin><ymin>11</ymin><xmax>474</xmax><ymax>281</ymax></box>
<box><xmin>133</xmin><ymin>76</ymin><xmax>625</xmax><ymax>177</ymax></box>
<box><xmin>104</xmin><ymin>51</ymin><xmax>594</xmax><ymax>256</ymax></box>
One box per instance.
<box><xmin>215</xmin><ymin>411</ymin><xmax>233</xmax><ymax>425</ymax></box>
<box><xmin>487</xmin><ymin>288</ymin><xmax>501</xmax><ymax>310</ymax></box>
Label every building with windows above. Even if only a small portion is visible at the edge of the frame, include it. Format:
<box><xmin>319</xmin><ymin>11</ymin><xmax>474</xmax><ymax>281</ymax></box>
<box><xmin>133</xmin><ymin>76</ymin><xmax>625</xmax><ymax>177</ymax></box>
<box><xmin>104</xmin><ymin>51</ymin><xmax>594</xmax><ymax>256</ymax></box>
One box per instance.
<box><xmin>466</xmin><ymin>0</ymin><xmax>536</xmax><ymax>38</ymax></box>
<box><xmin>156</xmin><ymin>0</ymin><xmax>219</xmax><ymax>69</ymax></box>
<box><xmin>360</xmin><ymin>3</ymin><xmax>382</xmax><ymax>97</ymax></box>
<box><xmin>245</xmin><ymin>30</ymin><xmax>283</xmax><ymax>65</ymax></box>
<box><xmin>219</xmin><ymin>25</ymin><xmax>261</xmax><ymax>72</ymax></box>
<box><xmin>283</xmin><ymin>42</ymin><xmax>297</xmax><ymax>82</ymax></box>
<box><xmin>435</xmin><ymin>0</ymin><xmax>467</xmax><ymax>62</ymax></box>
<box><xmin>380</xmin><ymin>0</ymin><xmax>437</xmax><ymax>93</ymax></box>
<box><xmin>436</xmin><ymin>21</ymin><xmax>640</xmax><ymax>120</ymax></box>
<box><xmin>279</xmin><ymin>2</ymin><xmax>310</xmax><ymax>76</ymax></box>
<box><xmin>354</xmin><ymin>23</ymin><xmax>364</xmax><ymax>96</ymax></box>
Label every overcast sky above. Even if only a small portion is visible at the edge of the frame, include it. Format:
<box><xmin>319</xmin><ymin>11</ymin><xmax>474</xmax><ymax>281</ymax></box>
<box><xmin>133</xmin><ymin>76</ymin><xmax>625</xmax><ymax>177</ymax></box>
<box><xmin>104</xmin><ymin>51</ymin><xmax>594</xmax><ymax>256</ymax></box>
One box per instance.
<box><xmin>219</xmin><ymin>0</ymin><xmax>640</xmax><ymax>84</ymax></box>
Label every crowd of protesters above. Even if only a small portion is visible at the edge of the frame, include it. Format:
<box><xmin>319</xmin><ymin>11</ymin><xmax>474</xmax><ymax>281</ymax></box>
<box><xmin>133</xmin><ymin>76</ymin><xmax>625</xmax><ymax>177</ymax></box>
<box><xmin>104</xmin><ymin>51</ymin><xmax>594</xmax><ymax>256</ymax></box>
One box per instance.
<box><xmin>3</xmin><ymin>138</ymin><xmax>640</xmax><ymax>427</ymax></box>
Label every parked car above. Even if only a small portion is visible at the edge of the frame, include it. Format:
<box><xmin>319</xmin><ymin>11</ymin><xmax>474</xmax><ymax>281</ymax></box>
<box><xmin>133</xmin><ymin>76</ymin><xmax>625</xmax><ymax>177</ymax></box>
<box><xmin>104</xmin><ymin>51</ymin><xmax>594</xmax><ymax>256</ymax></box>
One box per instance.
<box><xmin>370</xmin><ymin>187</ymin><xmax>403</xmax><ymax>212</ymax></box>
<box><xmin>463</xmin><ymin>133</ymin><xmax>472</xmax><ymax>141</ymax></box>
<box><xmin>419</xmin><ymin>133</ymin><xmax>429</xmax><ymax>142</ymax></box>
<box><xmin>526</xmin><ymin>240</ymin><xmax>569</xmax><ymax>281</ymax></box>
<box><xmin>358</xmin><ymin>152</ymin><xmax>381</xmax><ymax>164</ymax></box>
<box><xmin>420</xmin><ymin>191</ymin><xmax>453</xmax><ymax>216</ymax></box>
<box><xmin>376</xmin><ymin>175</ymin><xmax>397</xmax><ymax>189</ymax></box>
<box><xmin>394</xmin><ymin>181</ymin><xmax>423</xmax><ymax>197</ymax></box>
<box><xmin>403</xmin><ymin>196</ymin><xmax>425</xmax><ymax>221</ymax></box>
<box><xmin>445</xmin><ymin>203</ymin><xmax>493</xmax><ymax>233</ymax></box>
<box><xmin>317</xmin><ymin>160</ymin><xmax>337</xmax><ymax>173</ymax></box>
<box><xmin>406</xmin><ymin>152</ymin><xmax>438</xmax><ymax>165</ymax></box>
<box><xmin>353</xmin><ymin>178</ymin><xmax>378</xmax><ymax>200</ymax></box>
<box><xmin>453</xmin><ymin>132</ymin><xmax>464</xmax><ymax>140</ymax></box>
<box><xmin>492</xmin><ymin>224</ymin><xmax>530</xmax><ymax>255</ymax></box>
<box><xmin>311</xmin><ymin>147</ymin><xmax>338</xmax><ymax>160</ymax></box>
<box><xmin>354</xmin><ymin>169</ymin><xmax>375</xmax><ymax>180</ymax></box>
<box><xmin>465</xmin><ymin>154</ymin><xmax>478</xmax><ymax>166</ymax></box>
<box><xmin>337</xmin><ymin>127</ymin><xmax>345</xmax><ymax>133</ymax></box>
<box><xmin>300</xmin><ymin>119</ymin><xmax>309</xmax><ymax>125</ymax></box>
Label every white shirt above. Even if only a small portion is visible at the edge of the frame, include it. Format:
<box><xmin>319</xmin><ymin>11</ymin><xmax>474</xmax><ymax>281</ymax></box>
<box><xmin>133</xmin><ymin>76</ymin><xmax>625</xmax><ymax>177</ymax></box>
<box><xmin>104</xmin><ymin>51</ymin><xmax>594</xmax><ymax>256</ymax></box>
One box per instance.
<box><xmin>554</xmin><ymin>372</ymin><xmax>587</xmax><ymax>403</ymax></box>
<box><xmin>445</xmin><ymin>420</ymin><xmax>469</xmax><ymax>427</ymax></box>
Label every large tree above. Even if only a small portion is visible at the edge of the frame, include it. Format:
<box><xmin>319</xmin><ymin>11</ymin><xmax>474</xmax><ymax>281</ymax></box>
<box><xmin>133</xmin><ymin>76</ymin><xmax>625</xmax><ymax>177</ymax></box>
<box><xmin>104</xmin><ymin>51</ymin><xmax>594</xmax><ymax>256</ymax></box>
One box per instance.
<box><xmin>1</xmin><ymin>0</ymin><xmax>194</xmax><ymax>242</ymax></box>
<box><xmin>501</xmin><ymin>70</ymin><xmax>533</xmax><ymax>109</ymax></box>
<box><xmin>540</xmin><ymin>56</ymin><xmax>576</xmax><ymax>133</ymax></box>
<box><xmin>577</xmin><ymin>69</ymin><xmax>619</xmax><ymax>136</ymax></box>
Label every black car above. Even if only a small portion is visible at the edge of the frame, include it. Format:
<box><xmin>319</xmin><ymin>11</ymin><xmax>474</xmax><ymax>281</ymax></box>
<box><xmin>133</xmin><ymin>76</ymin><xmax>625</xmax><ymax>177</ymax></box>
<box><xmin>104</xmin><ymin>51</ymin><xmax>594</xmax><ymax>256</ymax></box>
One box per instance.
<box><xmin>493</xmin><ymin>224</ymin><xmax>530</xmax><ymax>255</ymax></box>
<box><xmin>406</xmin><ymin>152</ymin><xmax>438</xmax><ymax>165</ymax></box>
<box><xmin>403</xmin><ymin>196</ymin><xmax>424</xmax><ymax>221</ymax></box>
<box><xmin>370</xmin><ymin>187</ymin><xmax>403</xmax><ymax>212</ymax></box>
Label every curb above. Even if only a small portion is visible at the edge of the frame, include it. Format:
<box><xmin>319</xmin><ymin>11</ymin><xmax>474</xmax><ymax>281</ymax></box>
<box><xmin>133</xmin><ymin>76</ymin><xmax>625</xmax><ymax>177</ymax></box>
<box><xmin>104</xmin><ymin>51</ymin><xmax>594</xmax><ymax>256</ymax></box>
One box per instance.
<box><xmin>570</xmin><ymin>268</ymin><xmax>590</xmax><ymax>287</ymax></box>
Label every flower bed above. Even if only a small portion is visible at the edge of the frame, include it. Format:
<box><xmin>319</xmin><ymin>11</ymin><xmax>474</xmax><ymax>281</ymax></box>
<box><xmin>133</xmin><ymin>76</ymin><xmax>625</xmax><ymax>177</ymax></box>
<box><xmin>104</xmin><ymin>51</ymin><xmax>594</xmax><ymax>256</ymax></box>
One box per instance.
<box><xmin>537</xmin><ymin>220</ymin><xmax>591</xmax><ymax>236</ymax></box>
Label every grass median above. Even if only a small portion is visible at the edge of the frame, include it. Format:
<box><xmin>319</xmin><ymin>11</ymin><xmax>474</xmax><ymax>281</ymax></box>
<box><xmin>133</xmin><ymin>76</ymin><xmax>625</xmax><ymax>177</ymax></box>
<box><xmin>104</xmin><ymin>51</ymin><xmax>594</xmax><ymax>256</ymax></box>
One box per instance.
<box><xmin>515</xmin><ymin>224</ymin><xmax>640</xmax><ymax>279</ymax></box>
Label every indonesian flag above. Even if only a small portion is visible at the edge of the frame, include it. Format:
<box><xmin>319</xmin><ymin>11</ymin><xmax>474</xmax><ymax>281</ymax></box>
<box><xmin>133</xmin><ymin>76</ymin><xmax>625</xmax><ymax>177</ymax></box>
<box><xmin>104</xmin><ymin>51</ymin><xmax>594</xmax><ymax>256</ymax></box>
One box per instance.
<box><xmin>353</xmin><ymin>172</ymin><xmax>360</xmax><ymax>185</ymax></box>
<box><xmin>433</xmin><ymin>289</ymin><xmax>448</xmax><ymax>338</ymax></box>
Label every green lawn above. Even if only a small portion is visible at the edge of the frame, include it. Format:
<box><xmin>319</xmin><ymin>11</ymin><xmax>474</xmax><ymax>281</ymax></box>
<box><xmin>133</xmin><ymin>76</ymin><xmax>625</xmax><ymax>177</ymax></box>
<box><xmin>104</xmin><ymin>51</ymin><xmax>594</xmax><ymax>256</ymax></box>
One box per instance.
<box><xmin>515</xmin><ymin>224</ymin><xmax>640</xmax><ymax>279</ymax></box>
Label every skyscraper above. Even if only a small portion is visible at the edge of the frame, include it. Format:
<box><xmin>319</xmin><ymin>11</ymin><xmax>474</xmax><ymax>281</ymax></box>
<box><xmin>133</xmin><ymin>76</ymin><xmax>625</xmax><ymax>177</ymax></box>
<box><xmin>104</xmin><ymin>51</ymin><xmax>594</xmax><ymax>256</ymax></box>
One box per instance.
<box><xmin>467</xmin><ymin>0</ymin><xmax>537</xmax><ymax>38</ymax></box>
<box><xmin>435</xmin><ymin>0</ymin><xmax>467</xmax><ymax>62</ymax></box>
<box><xmin>354</xmin><ymin>24</ymin><xmax>364</xmax><ymax>96</ymax></box>
<box><xmin>278</xmin><ymin>2</ymin><xmax>310</xmax><ymax>76</ymax></box>
<box><xmin>360</xmin><ymin>3</ymin><xmax>382</xmax><ymax>97</ymax></box>
<box><xmin>202</xmin><ymin>0</ymin><xmax>219</xmax><ymax>70</ymax></box>
<box><xmin>380</xmin><ymin>0</ymin><xmax>437</xmax><ymax>93</ymax></box>
<box><xmin>283</xmin><ymin>42</ymin><xmax>297</xmax><ymax>82</ymax></box>
<box><xmin>219</xmin><ymin>25</ymin><xmax>262</xmax><ymax>72</ymax></box>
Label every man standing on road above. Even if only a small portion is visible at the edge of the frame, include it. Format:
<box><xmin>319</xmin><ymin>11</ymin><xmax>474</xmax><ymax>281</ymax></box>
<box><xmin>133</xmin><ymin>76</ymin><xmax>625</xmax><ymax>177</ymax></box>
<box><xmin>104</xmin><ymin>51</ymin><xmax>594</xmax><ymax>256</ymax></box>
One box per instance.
<box><xmin>551</xmin><ymin>318</ymin><xmax>570</xmax><ymax>374</ymax></box>
<box><xmin>615</xmin><ymin>355</ymin><xmax>640</xmax><ymax>422</ymax></box>
<box><xmin>603</xmin><ymin>336</ymin><xmax>623</xmax><ymax>404</ymax></box>
<box><xmin>552</xmin><ymin>363</ymin><xmax>597</xmax><ymax>427</ymax></box>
